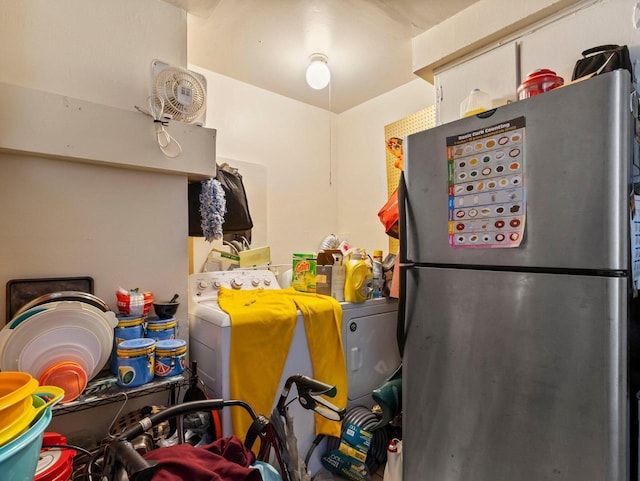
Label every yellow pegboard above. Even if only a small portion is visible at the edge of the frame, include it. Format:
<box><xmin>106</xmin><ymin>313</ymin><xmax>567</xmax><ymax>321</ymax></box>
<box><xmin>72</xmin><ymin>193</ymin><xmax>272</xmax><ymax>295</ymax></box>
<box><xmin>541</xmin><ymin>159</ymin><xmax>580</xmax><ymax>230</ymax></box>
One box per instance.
<box><xmin>384</xmin><ymin>106</ymin><xmax>436</xmax><ymax>254</ymax></box>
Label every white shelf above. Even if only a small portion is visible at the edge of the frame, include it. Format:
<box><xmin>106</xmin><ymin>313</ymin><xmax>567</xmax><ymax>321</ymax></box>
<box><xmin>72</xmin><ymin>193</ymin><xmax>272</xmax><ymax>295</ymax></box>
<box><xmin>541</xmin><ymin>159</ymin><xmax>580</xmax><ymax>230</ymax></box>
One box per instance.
<box><xmin>0</xmin><ymin>82</ymin><xmax>216</xmax><ymax>180</ymax></box>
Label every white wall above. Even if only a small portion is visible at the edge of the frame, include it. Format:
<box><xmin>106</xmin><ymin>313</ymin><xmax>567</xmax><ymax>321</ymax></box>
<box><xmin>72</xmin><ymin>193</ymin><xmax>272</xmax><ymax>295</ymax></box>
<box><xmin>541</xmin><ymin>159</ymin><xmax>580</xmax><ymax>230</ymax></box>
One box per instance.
<box><xmin>189</xmin><ymin>66</ymin><xmax>340</xmax><ymax>265</ymax></box>
<box><xmin>336</xmin><ymin>79</ymin><xmax>435</xmax><ymax>255</ymax></box>
<box><xmin>0</xmin><ymin>0</ymin><xmax>186</xmax><ymax>110</ymax></box>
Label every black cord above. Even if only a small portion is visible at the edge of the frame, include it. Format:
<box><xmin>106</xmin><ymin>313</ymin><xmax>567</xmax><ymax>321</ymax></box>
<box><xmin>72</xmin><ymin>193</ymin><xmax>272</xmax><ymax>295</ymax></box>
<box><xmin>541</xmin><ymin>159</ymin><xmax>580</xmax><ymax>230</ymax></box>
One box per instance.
<box><xmin>42</xmin><ymin>443</ymin><xmax>92</xmax><ymax>458</ymax></box>
<box><xmin>304</xmin><ymin>433</ymin><xmax>325</xmax><ymax>467</ymax></box>
<box><xmin>41</xmin><ymin>443</ymin><xmax>104</xmax><ymax>481</ymax></box>
<box><xmin>83</xmin><ymin>445</ymin><xmax>108</xmax><ymax>481</ymax></box>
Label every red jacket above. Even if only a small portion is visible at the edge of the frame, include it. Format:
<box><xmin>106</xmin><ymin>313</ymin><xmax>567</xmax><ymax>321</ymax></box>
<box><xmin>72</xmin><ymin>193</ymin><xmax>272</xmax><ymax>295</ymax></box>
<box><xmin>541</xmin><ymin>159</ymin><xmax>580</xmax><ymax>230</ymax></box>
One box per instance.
<box><xmin>143</xmin><ymin>435</ymin><xmax>263</xmax><ymax>481</ymax></box>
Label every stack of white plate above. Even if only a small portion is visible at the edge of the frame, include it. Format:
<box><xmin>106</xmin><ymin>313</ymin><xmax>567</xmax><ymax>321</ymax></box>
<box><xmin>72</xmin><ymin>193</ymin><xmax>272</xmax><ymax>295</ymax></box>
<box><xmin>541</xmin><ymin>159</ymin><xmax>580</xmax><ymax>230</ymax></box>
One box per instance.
<box><xmin>0</xmin><ymin>296</ymin><xmax>117</xmax><ymax>383</ymax></box>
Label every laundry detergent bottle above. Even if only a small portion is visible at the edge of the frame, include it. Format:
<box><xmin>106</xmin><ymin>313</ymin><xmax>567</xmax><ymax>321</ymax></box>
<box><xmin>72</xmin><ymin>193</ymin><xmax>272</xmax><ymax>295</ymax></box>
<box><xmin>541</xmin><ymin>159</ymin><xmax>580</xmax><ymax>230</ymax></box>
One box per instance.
<box><xmin>344</xmin><ymin>249</ymin><xmax>373</xmax><ymax>303</ymax></box>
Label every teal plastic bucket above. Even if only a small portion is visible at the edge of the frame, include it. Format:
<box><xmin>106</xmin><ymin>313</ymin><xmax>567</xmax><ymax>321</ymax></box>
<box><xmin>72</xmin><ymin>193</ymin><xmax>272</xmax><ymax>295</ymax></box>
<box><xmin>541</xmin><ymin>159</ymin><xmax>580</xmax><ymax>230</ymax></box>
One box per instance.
<box><xmin>0</xmin><ymin>402</ymin><xmax>53</xmax><ymax>481</ymax></box>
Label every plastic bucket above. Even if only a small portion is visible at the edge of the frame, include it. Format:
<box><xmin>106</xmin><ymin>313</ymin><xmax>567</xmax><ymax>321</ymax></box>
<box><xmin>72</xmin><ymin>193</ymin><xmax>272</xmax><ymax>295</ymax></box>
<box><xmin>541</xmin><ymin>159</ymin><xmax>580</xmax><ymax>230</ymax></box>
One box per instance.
<box><xmin>145</xmin><ymin>317</ymin><xmax>177</xmax><ymax>342</ymax></box>
<box><xmin>0</xmin><ymin>372</ymin><xmax>38</xmax><ymax>433</ymax></box>
<box><xmin>154</xmin><ymin>339</ymin><xmax>187</xmax><ymax>378</ymax></box>
<box><xmin>34</xmin><ymin>432</ymin><xmax>75</xmax><ymax>481</ymax></box>
<box><xmin>116</xmin><ymin>338</ymin><xmax>155</xmax><ymax>388</ymax></box>
<box><xmin>110</xmin><ymin>315</ymin><xmax>146</xmax><ymax>374</ymax></box>
<box><xmin>0</xmin><ymin>394</ymin><xmax>57</xmax><ymax>481</ymax></box>
<box><xmin>0</xmin><ymin>386</ymin><xmax>63</xmax><ymax>447</ymax></box>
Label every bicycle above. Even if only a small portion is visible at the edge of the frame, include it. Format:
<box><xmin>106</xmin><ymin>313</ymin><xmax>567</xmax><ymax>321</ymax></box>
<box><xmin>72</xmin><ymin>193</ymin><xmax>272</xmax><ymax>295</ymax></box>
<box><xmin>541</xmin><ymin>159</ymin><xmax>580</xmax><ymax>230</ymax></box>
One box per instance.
<box><xmin>94</xmin><ymin>374</ymin><xmax>345</xmax><ymax>481</ymax></box>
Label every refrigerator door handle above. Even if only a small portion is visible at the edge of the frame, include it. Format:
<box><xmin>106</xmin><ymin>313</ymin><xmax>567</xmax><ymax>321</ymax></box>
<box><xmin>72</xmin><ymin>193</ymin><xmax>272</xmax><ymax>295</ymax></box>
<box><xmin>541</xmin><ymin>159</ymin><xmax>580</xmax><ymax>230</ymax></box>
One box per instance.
<box><xmin>398</xmin><ymin>171</ymin><xmax>407</xmax><ymax>264</ymax></box>
<box><xmin>397</xmin><ymin>171</ymin><xmax>409</xmax><ymax>358</ymax></box>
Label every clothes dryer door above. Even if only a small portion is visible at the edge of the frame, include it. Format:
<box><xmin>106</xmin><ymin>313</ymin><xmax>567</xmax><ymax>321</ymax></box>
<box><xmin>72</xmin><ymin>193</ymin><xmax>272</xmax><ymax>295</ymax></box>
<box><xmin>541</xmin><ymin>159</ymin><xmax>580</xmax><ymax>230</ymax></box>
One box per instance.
<box><xmin>342</xmin><ymin>299</ymin><xmax>400</xmax><ymax>404</ymax></box>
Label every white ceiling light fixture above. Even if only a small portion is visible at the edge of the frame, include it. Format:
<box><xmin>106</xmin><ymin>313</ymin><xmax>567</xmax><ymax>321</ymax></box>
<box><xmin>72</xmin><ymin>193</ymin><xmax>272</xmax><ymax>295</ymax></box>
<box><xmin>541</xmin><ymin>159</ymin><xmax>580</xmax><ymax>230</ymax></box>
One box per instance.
<box><xmin>306</xmin><ymin>53</ymin><xmax>331</xmax><ymax>90</ymax></box>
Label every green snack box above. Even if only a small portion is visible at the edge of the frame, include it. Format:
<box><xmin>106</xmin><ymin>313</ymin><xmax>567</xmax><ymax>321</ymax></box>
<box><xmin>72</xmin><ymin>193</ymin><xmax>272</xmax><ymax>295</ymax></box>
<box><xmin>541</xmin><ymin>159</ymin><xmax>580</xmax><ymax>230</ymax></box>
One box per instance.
<box><xmin>292</xmin><ymin>253</ymin><xmax>316</xmax><ymax>293</ymax></box>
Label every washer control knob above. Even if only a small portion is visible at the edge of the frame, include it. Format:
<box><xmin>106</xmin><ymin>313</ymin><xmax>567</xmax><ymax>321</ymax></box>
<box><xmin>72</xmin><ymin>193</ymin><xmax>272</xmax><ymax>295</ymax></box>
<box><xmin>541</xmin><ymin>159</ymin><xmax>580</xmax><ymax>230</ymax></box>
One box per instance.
<box><xmin>251</xmin><ymin>278</ymin><xmax>261</xmax><ymax>287</ymax></box>
<box><xmin>264</xmin><ymin>278</ymin><xmax>272</xmax><ymax>287</ymax></box>
<box><xmin>198</xmin><ymin>281</ymin><xmax>208</xmax><ymax>290</ymax></box>
<box><xmin>213</xmin><ymin>281</ymin><xmax>222</xmax><ymax>289</ymax></box>
<box><xmin>231</xmin><ymin>278</ymin><xmax>244</xmax><ymax>289</ymax></box>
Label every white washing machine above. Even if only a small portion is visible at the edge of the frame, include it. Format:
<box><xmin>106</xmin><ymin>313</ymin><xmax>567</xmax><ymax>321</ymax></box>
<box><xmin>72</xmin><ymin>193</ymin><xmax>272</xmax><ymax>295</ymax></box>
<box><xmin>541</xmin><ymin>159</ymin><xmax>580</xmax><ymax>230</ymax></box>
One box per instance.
<box><xmin>187</xmin><ymin>269</ymin><xmax>400</xmax><ymax>472</ymax></box>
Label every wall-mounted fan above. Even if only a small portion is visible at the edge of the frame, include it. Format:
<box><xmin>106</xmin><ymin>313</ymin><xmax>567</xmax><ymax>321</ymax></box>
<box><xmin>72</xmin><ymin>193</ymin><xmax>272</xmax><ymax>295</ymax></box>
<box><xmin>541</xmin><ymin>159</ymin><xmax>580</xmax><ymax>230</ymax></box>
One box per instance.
<box><xmin>151</xmin><ymin>59</ymin><xmax>207</xmax><ymax>125</ymax></box>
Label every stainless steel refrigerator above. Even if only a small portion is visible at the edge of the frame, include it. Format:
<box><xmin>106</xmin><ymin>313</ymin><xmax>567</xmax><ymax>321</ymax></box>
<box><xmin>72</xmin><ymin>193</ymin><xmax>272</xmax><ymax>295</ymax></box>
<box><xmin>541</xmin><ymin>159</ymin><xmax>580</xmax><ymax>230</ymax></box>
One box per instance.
<box><xmin>400</xmin><ymin>69</ymin><xmax>633</xmax><ymax>481</ymax></box>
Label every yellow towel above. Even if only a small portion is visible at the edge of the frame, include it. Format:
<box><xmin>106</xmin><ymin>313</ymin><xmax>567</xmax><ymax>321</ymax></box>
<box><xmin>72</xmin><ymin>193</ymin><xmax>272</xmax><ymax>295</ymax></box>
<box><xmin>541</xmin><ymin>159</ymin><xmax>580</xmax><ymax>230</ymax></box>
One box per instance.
<box><xmin>217</xmin><ymin>286</ymin><xmax>348</xmax><ymax>443</ymax></box>
<box><xmin>285</xmin><ymin>288</ymin><xmax>348</xmax><ymax>437</ymax></box>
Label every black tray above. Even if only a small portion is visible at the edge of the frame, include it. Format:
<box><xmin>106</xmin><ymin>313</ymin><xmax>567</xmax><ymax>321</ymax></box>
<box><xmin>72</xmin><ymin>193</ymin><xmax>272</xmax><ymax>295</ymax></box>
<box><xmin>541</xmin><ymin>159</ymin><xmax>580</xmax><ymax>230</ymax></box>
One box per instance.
<box><xmin>6</xmin><ymin>276</ymin><xmax>94</xmax><ymax>323</ymax></box>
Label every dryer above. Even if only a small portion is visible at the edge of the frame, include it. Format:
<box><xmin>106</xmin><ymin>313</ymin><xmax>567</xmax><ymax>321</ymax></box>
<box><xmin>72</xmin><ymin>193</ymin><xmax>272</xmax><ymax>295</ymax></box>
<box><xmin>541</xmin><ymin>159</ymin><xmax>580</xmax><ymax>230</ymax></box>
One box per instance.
<box><xmin>187</xmin><ymin>269</ymin><xmax>400</xmax><ymax>471</ymax></box>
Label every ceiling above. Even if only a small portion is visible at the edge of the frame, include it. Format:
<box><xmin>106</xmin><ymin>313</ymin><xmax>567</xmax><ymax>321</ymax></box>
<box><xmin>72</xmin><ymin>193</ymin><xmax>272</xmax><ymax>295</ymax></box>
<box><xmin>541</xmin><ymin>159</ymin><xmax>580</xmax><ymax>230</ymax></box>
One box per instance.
<box><xmin>167</xmin><ymin>0</ymin><xmax>480</xmax><ymax>113</ymax></box>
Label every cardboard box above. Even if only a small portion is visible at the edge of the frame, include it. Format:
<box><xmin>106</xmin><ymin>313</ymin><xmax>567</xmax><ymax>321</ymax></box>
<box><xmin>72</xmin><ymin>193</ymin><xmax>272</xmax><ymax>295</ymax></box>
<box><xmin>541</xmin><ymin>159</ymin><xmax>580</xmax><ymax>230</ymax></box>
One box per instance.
<box><xmin>315</xmin><ymin>251</ymin><xmax>334</xmax><ymax>296</ymax></box>
<box><xmin>292</xmin><ymin>253</ymin><xmax>316</xmax><ymax>293</ymax></box>
<box><xmin>315</xmin><ymin>250</ymin><xmax>345</xmax><ymax>301</ymax></box>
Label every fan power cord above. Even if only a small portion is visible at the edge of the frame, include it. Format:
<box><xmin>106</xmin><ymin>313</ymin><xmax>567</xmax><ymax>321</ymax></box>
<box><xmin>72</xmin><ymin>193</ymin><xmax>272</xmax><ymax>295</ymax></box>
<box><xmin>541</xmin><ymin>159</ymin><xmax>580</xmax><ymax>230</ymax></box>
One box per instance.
<box><xmin>135</xmin><ymin>96</ymin><xmax>183</xmax><ymax>158</ymax></box>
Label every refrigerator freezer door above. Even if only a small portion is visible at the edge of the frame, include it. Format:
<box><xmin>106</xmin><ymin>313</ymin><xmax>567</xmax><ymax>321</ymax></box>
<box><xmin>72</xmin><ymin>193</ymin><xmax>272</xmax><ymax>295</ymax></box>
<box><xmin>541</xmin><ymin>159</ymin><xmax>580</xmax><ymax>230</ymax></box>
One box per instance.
<box><xmin>404</xmin><ymin>70</ymin><xmax>631</xmax><ymax>270</ymax></box>
<box><xmin>403</xmin><ymin>267</ymin><xmax>627</xmax><ymax>481</ymax></box>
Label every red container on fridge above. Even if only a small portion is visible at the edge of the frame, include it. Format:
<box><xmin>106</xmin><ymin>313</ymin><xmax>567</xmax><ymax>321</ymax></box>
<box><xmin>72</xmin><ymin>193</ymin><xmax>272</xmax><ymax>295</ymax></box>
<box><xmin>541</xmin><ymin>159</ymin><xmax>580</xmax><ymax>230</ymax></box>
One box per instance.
<box><xmin>517</xmin><ymin>69</ymin><xmax>564</xmax><ymax>100</ymax></box>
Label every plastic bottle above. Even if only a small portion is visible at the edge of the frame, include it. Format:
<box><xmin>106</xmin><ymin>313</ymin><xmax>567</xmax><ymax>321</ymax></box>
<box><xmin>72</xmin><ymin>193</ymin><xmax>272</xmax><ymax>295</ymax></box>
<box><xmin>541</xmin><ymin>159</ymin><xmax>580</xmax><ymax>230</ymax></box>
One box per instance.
<box><xmin>372</xmin><ymin>250</ymin><xmax>383</xmax><ymax>299</ymax></box>
<box><xmin>330</xmin><ymin>251</ymin><xmax>346</xmax><ymax>302</ymax></box>
<box><xmin>383</xmin><ymin>438</ymin><xmax>403</xmax><ymax>481</ymax></box>
<box><xmin>460</xmin><ymin>89</ymin><xmax>491</xmax><ymax>118</ymax></box>
<box><xmin>344</xmin><ymin>250</ymin><xmax>372</xmax><ymax>303</ymax></box>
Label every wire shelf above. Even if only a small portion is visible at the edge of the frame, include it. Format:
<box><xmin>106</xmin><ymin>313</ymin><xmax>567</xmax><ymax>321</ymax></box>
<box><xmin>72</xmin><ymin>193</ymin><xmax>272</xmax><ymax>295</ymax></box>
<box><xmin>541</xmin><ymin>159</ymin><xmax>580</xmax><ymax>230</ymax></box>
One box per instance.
<box><xmin>52</xmin><ymin>372</ymin><xmax>187</xmax><ymax>415</ymax></box>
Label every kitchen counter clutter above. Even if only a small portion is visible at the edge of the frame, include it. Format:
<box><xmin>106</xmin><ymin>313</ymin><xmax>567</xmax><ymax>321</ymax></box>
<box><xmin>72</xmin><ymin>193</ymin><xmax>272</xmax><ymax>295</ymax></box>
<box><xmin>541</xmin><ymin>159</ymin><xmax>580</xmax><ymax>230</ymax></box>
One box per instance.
<box><xmin>111</xmin><ymin>289</ymin><xmax>187</xmax><ymax>389</ymax></box>
<box><xmin>0</xmin><ymin>295</ymin><xmax>118</xmax><ymax>402</ymax></box>
<box><xmin>1</xmin><ymin>283</ymin><xmax>188</xmax><ymax>410</ymax></box>
<box><xmin>292</xmin><ymin>247</ymin><xmax>396</xmax><ymax>303</ymax></box>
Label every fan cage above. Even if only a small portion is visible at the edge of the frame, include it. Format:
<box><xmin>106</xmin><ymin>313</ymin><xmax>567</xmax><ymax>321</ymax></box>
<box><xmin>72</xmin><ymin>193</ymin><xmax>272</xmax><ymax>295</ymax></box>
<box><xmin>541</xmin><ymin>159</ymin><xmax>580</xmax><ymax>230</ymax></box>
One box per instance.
<box><xmin>153</xmin><ymin>67</ymin><xmax>206</xmax><ymax>123</ymax></box>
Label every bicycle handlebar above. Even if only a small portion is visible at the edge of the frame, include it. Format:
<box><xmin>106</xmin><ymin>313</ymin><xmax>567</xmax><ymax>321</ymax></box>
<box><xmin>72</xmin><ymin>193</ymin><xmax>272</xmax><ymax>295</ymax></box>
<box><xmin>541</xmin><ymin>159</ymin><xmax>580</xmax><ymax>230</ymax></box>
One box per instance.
<box><xmin>290</xmin><ymin>374</ymin><xmax>337</xmax><ymax>397</ymax></box>
<box><xmin>277</xmin><ymin>374</ymin><xmax>346</xmax><ymax>421</ymax></box>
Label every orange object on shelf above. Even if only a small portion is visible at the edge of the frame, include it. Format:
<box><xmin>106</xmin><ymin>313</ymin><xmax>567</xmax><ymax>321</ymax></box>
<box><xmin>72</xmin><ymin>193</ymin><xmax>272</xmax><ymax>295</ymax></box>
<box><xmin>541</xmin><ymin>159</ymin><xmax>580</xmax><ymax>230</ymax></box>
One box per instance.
<box><xmin>38</xmin><ymin>361</ymin><xmax>88</xmax><ymax>402</ymax></box>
